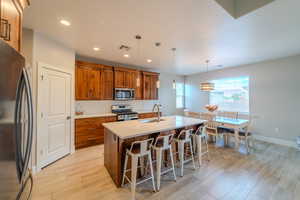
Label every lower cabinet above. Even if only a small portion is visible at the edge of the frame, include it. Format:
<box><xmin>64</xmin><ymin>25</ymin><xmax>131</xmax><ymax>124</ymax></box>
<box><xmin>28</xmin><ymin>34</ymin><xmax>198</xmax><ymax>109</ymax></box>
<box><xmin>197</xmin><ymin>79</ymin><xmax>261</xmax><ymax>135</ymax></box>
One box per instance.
<box><xmin>75</xmin><ymin>116</ymin><xmax>117</xmax><ymax>149</ymax></box>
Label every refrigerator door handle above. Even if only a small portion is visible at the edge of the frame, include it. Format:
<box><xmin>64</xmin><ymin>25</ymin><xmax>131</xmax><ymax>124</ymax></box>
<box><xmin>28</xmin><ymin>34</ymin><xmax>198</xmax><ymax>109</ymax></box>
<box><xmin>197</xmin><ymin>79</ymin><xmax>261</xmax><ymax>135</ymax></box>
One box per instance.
<box><xmin>14</xmin><ymin>70</ymin><xmax>25</xmax><ymax>183</ymax></box>
<box><xmin>14</xmin><ymin>68</ymin><xmax>34</xmax><ymax>183</ymax></box>
<box><xmin>21</xmin><ymin>68</ymin><xmax>34</xmax><ymax>181</ymax></box>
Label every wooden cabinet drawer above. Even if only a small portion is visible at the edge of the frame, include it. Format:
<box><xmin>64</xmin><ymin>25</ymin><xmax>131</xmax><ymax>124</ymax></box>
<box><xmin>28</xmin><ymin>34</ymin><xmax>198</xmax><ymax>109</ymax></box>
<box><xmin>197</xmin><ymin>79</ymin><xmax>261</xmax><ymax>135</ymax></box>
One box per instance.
<box><xmin>75</xmin><ymin>116</ymin><xmax>116</xmax><ymax>149</ymax></box>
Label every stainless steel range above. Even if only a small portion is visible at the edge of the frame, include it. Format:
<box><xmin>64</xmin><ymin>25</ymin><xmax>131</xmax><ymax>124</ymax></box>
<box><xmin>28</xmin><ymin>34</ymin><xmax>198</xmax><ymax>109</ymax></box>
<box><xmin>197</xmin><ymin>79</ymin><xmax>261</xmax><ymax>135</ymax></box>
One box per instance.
<box><xmin>111</xmin><ymin>105</ymin><xmax>138</xmax><ymax>121</ymax></box>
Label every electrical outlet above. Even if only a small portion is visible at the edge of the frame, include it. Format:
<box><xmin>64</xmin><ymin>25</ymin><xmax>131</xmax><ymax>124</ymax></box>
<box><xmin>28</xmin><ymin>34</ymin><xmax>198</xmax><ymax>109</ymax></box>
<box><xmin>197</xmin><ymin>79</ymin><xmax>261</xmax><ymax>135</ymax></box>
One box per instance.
<box><xmin>275</xmin><ymin>128</ymin><xmax>280</xmax><ymax>133</ymax></box>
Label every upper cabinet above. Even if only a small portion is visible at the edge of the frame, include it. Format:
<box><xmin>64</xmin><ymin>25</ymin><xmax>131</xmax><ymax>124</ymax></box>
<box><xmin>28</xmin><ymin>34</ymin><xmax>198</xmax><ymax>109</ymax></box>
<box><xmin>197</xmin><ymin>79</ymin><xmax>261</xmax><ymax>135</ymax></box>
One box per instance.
<box><xmin>101</xmin><ymin>65</ymin><xmax>114</xmax><ymax>100</ymax></box>
<box><xmin>134</xmin><ymin>71</ymin><xmax>143</xmax><ymax>100</ymax></box>
<box><xmin>114</xmin><ymin>67</ymin><xmax>137</xmax><ymax>89</ymax></box>
<box><xmin>0</xmin><ymin>0</ymin><xmax>30</xmax><ymax>52</ymax></box>
<box><xmin>75</xmin><ymin>61</ymin><xmax>101</xmax><ymax>100</ymax></box>
<box><xmin>75</xmin><ymin>61</ymin><xmax>159</xmax><ymax>101</ymax></box>
<box><xmin>143</xmin><ymin>71</ymin><xmax>159</xmax><ymax>100</ymax></box>
<box><xmin>75</xmin><ymin>61</ymin><xmax>114</xmax><ymax>100</ymax></box>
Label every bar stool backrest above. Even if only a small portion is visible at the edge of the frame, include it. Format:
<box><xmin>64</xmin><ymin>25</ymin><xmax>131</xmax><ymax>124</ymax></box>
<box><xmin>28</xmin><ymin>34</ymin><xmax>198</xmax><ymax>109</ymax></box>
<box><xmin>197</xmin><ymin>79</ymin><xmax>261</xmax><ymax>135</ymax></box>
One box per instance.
<box><xmin>178</xmin><ymin>129</ymin><xmax>193</xmax><ymax>141</ymax></box>
<box><xmin>154</xmin><ymin>134</ymin><xmax>174</xmax><ymax>149</ymax></box>
<box><xmin>195</xmin><ymin>126</ymin><xmax>205</xmax><ymax>136</ymax></box>
<box><xmin>129</xmin><ymin>138</ymin><xmax>154</xmax><ymax>155</ymax></box>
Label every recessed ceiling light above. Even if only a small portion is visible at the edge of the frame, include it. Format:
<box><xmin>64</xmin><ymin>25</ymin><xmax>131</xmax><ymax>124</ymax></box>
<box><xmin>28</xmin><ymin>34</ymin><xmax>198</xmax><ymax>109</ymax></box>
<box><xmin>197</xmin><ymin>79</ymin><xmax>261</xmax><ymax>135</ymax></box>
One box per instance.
<box><xmin>147</xmin><ymin>59</ymin><xmax>152</xmax><ymax>63</ymax></box>
<box><xmin>60</xmin><ymin>19</ymin><xmax>71</xmax><ymax>26</ymax></box>
<box><xmin>93</xmin><ymin>47</ymin><xmax>100</xmax><ymax>51</ymax></box>
<box><xmin>123</xmin><ymin>54</ymin><xmax>130</xmax><ymax>58</ymax></box>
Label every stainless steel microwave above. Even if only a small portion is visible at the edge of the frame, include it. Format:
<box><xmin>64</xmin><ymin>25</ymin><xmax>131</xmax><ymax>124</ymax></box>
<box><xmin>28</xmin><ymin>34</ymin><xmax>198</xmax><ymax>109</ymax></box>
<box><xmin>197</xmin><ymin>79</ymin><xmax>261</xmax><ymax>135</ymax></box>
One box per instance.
<box><xmin>114</xmin><ymin>88</ymin><xmax>135</xmax><ymax>100</ymax></box>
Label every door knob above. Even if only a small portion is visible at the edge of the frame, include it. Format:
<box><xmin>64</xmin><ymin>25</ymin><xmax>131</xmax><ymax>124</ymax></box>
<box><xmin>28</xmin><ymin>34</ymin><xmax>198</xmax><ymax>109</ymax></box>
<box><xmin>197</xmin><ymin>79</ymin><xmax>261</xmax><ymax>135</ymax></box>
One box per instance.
<box><xmin>67</xmin><ymin>116</ymin><xmax>71</xmax><ymax>120</ymax></box>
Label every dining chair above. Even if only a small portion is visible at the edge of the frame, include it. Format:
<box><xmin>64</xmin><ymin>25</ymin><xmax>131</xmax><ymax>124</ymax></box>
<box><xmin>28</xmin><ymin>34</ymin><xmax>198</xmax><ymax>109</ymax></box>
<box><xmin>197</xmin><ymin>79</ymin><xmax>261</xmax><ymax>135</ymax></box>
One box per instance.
<box><xmin>204</xmin><ymin>120</ymin><xmax>225</xmax><ymax>144</ymax></box>
<box><xmin>225</xmin><ymin>116</ymin><xmax>255</xmax><ymax>154</ymax></box>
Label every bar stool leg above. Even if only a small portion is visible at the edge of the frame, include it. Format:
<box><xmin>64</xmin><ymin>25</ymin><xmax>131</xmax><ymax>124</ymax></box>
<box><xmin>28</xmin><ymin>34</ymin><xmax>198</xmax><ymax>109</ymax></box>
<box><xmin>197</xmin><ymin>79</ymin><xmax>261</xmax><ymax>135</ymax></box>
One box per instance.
<box><xmin>178</xmin><ymin>141</ymin><xmax>185</xmax><ymax>177</ymax></box>
<box><xmin>139</xmin><ymin>156</ymin><xmax>145</xmax><ymax>176</ymax></box>
<box><xmin>156</xmin><ymin>149</ymin><xmax>162</xmax><ymax>191</ymax></box>
<box><xmin>196</xmin><ymin>135</ymin><xmax>202</xmax><ymax>167</ymax></box>
<box><xmin>122</xmin><ymin>153</ymin><xmax>129</xmax><ymax>186</ymax></box>
<box><xmin>189</xmin><ymin>141</ymin><xmax>196</xmax><ymax>170</ymax></box>
<box><xmin>131</xmin><ymin>156</ymin><xmax>138</xmax><ymax>200</ymax></box>
<box><xmin>148</xmin><ymin>152</ymin><xmax>156</xmax><ymax>192</ymax></box>
<box><xmin>169</xmin><ymin>146</ymin><xmax>177</xmax><ymax>181</ymax></box>
<box><xmin>205</xmin><ymin>136</ymin><xmax>210</xmax><ymax>161</ymax></box>
<box><xmin>192</xmin><ymin>135</ymin><xmax>197</xmax><ymax>154</ymax></box>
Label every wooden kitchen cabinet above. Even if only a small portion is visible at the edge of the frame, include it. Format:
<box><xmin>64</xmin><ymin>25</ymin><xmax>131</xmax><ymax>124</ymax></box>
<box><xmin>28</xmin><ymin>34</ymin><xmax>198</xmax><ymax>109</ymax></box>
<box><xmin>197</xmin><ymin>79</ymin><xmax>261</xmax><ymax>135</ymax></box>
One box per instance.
<box><xmin>0</xmin><ymin>0</ymin><xmax>22</xmax><ymax>51</ymax></box>
<box><xmin>101</xmin><ymin>65</ymin><xmax>114</xmax><ymax>100</ymax></box>
<box><xmin>0</xmin><ymin>0</ymin><xmax>29</xmax><ymax>52</ymax></box>
<box><xmin>76</xmin><ymin>61</ymin><xmax>114</xmax><ymax>100</ymax></box>
<box><xmin>142</xmin><ymin>71</ymin><xmax>159</xmax><ymax>100</ymax></box>
<box><xmin>114</xmin><ymin>69</ymin><xmax>125</xmax><ymax>88</ymax></box>
<box><xmin>134</xmin><ymin>71</ymin><xmax>143</xmax><ymax>100</ymax></box>
<box><xmin>114</xmin><ymin>67</ymin><xmax>138</xmax><ymax>89</ymax></box>
<box><xmin>75</xmin><ymin>61</ymin><xmax>101</xmax><ymax>100</ymax></box>
<box><xmin>88</xmin><ymin>68</ymin><xmax>101</xmax><ymax>99</ymax></box>
<box><xmin>75</xmin><ymin>61</ymin><xmax>160</xmax><ymax>101</ymax></box>
<box><xmin>75</xmin><ymin>116</ymin><xmax>117</xmax><ymax>149</ymax></box>
<box><xmin>75</xmin><ymin>65</ymin><xmax>89</xmax><ymax>100</ymax></box>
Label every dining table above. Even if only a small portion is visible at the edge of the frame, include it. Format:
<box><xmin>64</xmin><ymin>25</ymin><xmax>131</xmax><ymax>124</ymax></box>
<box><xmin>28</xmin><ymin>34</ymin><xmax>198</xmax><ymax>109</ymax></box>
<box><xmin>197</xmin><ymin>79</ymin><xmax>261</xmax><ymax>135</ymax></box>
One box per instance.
<box><xmin>215</xmin><ymin>117</ymin><xmax>250</xmax><ymax>149</ymax></box>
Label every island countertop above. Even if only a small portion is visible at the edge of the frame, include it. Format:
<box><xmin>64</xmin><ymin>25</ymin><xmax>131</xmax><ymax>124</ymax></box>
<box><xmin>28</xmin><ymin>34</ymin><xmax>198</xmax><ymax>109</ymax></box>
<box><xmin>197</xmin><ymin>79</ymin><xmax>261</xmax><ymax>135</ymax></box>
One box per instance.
<box><xmin>103</xmin><ymin>115</ymin><xmax>206</xmax><ymax>139</ymax></box>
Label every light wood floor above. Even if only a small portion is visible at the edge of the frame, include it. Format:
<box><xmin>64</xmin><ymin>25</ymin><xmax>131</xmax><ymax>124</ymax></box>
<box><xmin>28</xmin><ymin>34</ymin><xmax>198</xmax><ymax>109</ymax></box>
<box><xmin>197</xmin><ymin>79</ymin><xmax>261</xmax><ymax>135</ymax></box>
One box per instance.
<box><xmin>32</xmin><ymin>141</ymin><xmax>300</xmax><ymax>200</ymax></box>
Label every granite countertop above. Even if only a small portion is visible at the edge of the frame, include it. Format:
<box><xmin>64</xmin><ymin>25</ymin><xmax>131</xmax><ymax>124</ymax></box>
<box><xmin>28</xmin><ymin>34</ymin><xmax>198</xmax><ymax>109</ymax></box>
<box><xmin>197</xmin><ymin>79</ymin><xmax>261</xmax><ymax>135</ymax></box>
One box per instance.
<box><xmin>134</xmin><ymin>110</ymin><xmax>156</xmax><ymax>114</ymax></box>
<box><xmin>103</xmin><ymin>115</ymin><xmax>206</xmax><ymax>139</ymax></box>
<box><xmin>75</xmin><ymin>110</ymin><xmax>156</xmax><ymax>119</ymax></box>
<box><xmin>75</xmin><ymin>113</ymin><xmax>117</xmax><ymax>119</ymax></box>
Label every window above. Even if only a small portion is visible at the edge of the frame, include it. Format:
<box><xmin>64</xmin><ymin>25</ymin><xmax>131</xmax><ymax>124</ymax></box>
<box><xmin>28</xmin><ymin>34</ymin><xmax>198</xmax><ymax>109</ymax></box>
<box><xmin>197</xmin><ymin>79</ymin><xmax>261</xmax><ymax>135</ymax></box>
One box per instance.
<box><xmin>176</xmin><ymin>83</ymin><xmax>184</xmax><ymax>108</ymax></box>
<box><xmin>209</xmin><ymin>76</ymin><xmax>249</xmax><ymax>113</ymax></box>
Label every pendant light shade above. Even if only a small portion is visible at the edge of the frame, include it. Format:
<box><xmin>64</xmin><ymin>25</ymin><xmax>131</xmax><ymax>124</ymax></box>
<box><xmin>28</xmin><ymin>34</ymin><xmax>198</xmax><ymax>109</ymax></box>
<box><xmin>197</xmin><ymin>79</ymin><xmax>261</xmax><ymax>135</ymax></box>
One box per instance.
<box><xmin>200</xmin><ymin>82</ymin><xmax>215</xmax><ymax>91</ymax></box>
<box><xmin>200</xmin><ymin>60</ymin><xmax>214</xmax><ymax>91</ymax></box>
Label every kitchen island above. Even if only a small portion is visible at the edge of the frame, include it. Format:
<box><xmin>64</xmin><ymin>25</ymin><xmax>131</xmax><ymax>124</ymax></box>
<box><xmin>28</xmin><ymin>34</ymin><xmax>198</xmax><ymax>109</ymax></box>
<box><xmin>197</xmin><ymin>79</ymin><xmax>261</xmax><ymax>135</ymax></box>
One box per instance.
<box><xmin>103</xmin><ymin>115</ymin><xmax>206</xmax><ymax>187</ymax></box>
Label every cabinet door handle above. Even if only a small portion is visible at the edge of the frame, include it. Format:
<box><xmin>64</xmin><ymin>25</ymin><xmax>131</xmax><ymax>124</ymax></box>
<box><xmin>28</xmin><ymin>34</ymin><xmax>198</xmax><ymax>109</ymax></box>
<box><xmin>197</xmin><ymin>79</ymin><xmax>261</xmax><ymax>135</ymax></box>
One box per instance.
<box><xmin>1</xmin><ymin>19</ymin><xmax>11</xmax><ymax>41</ymax></box>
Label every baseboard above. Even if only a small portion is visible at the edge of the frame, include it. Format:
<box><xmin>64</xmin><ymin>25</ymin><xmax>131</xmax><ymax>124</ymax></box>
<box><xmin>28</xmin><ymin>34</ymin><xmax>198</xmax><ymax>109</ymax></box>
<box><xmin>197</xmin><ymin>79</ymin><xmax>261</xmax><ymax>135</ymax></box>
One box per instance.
<box><xmin>254</xmin><ymin>135</ymin><xmax>297</xmax><ymax>149</ymax></box>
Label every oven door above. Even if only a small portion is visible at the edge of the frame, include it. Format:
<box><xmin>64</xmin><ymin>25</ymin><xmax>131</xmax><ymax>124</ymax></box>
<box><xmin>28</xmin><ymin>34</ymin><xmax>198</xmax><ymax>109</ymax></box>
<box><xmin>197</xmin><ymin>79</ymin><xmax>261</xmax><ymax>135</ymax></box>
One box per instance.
<box><xmin>114</xmin><ymin>88</ymin><xmax>134</xmax><ymax>100</ymax></box>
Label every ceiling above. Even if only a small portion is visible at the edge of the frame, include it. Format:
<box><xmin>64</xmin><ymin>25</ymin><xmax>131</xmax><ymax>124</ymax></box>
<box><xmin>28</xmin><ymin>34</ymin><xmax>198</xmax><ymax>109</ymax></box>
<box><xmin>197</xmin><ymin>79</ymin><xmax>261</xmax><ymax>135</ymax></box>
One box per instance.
<box><xmin>23</xmin><ymin>0</ymin><xmax>300</xmax><ymax>75</ymax></box>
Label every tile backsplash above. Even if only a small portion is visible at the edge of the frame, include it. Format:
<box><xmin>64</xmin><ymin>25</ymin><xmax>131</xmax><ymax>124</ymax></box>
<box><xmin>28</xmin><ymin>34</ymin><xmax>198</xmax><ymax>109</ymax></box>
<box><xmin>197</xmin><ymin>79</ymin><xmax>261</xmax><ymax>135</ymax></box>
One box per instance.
<box><xmin>76</xmin><ymin>100</ymin><xmax>159</xmax><ymax>115</ymax></box>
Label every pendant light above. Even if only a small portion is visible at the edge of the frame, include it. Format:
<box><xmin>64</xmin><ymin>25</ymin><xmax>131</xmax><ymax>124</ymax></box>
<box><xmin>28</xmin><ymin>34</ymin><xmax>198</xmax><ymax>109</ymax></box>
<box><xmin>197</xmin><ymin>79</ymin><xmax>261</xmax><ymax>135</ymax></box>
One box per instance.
<box><xmin>172</xmin><ymin>48</ymin><xmax>176</xmax><ymax>90</ymax></box>
<box><xmin>200</xmin><ymin>60</ymin><xmax>215</xmax><ymax>91</ymax></box>
<box><xmin>135</xmin><ymin>35</ymin><xmax>141</xmax><ymax>88</ymax></box>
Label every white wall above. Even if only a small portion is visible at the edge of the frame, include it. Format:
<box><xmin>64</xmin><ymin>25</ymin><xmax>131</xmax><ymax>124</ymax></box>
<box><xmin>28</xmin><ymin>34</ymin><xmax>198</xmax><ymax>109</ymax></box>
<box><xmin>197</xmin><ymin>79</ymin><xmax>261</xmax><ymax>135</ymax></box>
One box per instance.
<box><xmin>185</xmin><ymin>55</ymin><xmax>300</xmax><ymax>144</ymax></box>
<box><xmin>22</xmin><ymin>29</ymin><xmax>76</xmax><ymax>171</ymax></box>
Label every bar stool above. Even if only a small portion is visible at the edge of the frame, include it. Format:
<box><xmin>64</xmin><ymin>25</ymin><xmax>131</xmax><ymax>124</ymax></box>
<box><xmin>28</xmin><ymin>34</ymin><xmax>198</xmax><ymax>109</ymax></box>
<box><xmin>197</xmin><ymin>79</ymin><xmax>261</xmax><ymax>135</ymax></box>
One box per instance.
<box><xmin>152</xmin><ymin>134</ymin><xmax>177</xmax><ymax>191</ymax></box>
<box><xmin>192</xmin><ymin>126</ymin><xmax>210</xmax><ymax>166</ymax></box>
<box><xmin>174</xmin><ymin>129</ymin><xmax>196</xmax><ymax>177</ymax></box>
<box><xmin>121</xmin><ymin>138</ymin><xmax>156</xmax><ymax>200</ymax></box>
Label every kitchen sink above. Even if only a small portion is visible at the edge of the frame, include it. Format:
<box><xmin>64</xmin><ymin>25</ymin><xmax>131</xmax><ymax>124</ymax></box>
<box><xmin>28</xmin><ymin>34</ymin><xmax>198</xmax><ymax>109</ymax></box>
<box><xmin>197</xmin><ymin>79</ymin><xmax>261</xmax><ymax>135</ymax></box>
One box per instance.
<box><xmin>140</xmin><ymin>119</ymin><xmax>166</xmax><ymax>123</ymax></box>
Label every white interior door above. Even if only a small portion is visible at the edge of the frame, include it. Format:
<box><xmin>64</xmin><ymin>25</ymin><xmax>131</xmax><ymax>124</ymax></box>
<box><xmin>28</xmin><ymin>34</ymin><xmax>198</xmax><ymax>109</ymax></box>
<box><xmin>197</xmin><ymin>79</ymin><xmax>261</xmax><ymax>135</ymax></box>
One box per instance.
<box><xmin>38</xmin><ymin>66</ymin><xmax>71</xmax><ymax>168</ymax></box>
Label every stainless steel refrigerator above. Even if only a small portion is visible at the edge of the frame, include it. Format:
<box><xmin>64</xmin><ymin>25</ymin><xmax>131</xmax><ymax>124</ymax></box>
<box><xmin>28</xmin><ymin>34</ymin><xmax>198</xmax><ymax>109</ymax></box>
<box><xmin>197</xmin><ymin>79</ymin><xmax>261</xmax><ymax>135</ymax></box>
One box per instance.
<box><xmin>0</xmin><ymin>40</ymin><xmax>34</xmax><ymax>199</ymax></box>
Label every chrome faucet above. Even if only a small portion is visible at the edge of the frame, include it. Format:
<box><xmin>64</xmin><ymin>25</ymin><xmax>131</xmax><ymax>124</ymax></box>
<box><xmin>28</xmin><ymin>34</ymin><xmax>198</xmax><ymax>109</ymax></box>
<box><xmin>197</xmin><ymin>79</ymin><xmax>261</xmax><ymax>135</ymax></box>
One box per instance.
<box><xmin>152</xmin><ymin>104</ymin><xmax>161</xmax><ymax>122</ymax></box>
